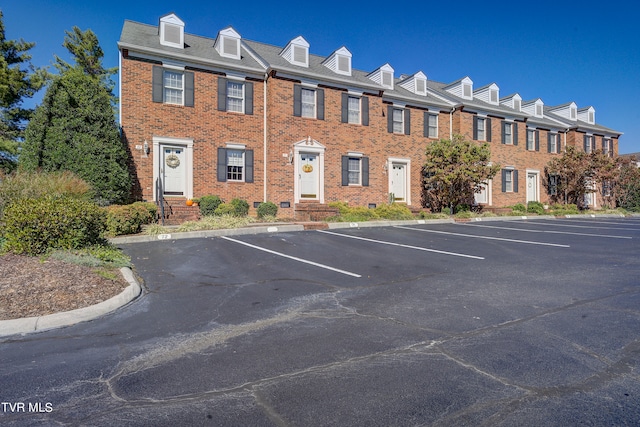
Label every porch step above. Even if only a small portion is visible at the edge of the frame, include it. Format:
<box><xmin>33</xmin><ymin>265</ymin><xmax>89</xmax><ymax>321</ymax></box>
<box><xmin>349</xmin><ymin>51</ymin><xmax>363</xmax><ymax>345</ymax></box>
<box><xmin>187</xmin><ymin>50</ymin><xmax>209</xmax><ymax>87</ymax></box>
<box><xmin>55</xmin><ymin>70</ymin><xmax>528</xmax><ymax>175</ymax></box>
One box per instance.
<box><xmin>158</xmin><ymin>199</ymin><xmax>201</xmax><ymax>225</ymax></box>
<box><xmin>294</xmin><ymin>203</ymin><xmax>339</xmax><ymax>222</ymax></box>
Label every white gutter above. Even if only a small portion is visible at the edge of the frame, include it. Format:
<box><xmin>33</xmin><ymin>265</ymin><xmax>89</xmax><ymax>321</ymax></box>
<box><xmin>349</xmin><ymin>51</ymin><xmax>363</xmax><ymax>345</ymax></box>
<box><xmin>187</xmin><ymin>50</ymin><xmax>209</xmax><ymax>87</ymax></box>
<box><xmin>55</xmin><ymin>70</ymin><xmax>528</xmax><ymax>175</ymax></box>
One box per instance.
<box><xmin>118</xmin><ymin>50</ymin><xmax>122</xmax><ymax>125</ymax></box>
<box><xmin>263</xmin><ymin>72</ymin><xmax>268</xmax><ymax>202</ymax></box>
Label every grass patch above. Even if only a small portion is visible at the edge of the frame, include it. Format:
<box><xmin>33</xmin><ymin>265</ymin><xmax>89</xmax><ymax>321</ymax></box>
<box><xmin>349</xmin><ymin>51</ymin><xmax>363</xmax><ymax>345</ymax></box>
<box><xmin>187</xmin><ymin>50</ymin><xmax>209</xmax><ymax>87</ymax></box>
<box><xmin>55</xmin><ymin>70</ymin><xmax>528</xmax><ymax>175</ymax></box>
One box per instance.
<box><xmin>145</xmin><ymin>215</ymin><xmax>255</xmax><ymax>235</ymax></box>
<box><xmin>49</xmin><ymin>244</ymin><xmax>131</xmax><ymax>268</ymax></box>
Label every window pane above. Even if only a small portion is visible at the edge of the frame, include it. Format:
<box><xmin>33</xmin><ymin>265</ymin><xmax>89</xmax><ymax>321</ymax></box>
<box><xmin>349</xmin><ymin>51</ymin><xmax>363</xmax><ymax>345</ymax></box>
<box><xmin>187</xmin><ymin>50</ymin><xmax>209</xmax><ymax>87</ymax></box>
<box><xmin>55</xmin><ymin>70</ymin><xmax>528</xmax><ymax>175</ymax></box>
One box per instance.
<box><xmin>301</xmin><ymin>88</ymin><xmax>315</xmax><ymax>118</ymax></box>
<box><xmin>226</xmin><ymin>82</ymin><xmax>244</xmax><ymax>113</ymax></box>
<box><xmin>227</xmin><ymin>150</ymin><xmax>244</xmax><ymax>181</ymax></box>
<box><xmin>477</xmin><ymin>118</ymin><xmax>485</xmax><ymax>140</ymax></box>
<box><xmin>428</xmin><ymin>114</ymin><xmax>438</xmax><ymax>138</ymax></box>
<box><xmin>393</xmin><ymin>109</ymin><xmax>403</xmax><ymax>133</ymax></box>
<box><xmin>505</xmin><ymin>123</ymin><xmax>512</xmax><ymax>144</ymax></box>
<box><xmin>505</xmin><ymin>171</ymin><xmax>513</xmax><ymax>192</ymax></box>
<box><xmin>164</xmin><ymin>71</ymin><xmax>183</xmax><ymax>104</ymax></box>
<box><xmin>527</xmin><ymin>130</ymin><xmax>534</xmax><ymax>150</ymax></box>
<box><xmin>348</xmin><ymin>158</ymin><xmax>360</xmax><ymax>184</ymax></box>
<box><xmin>348</xmin><ymin>96</ymin><xmax>360</xmax><ymax>124</ymax></box>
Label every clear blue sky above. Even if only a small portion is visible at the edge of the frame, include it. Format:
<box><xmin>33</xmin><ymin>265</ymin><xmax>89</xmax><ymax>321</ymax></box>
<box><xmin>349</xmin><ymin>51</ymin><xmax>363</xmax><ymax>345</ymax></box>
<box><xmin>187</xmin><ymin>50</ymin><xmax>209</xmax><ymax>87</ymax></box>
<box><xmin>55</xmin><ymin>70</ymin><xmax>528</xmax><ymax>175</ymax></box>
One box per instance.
<box><xmin>4</xmin><ymin>0</ymin><xmax>639</xmax><ymax>153</ymax></box>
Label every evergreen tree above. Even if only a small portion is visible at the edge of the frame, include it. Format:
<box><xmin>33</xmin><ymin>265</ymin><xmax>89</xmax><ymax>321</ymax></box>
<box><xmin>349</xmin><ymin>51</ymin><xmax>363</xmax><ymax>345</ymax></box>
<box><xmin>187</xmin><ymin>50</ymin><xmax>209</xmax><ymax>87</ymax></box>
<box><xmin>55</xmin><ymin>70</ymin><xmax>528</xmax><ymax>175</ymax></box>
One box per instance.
<box><xmin>21</xmin><ymin>28</ymin><xmax>130</xmax><ymax>204</ymax></box>
<box><xmin>0</xmin><ymin>10</ymin><xmax>46</xmax><ymax>173</ymax></box>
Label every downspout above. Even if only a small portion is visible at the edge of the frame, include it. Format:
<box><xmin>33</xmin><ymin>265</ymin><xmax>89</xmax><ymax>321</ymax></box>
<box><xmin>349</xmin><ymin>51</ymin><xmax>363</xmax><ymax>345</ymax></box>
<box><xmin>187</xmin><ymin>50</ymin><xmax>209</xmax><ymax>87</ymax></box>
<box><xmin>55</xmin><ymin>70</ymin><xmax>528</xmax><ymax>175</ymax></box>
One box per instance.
<box><xmin>449</xmin><ymin>106</ymin><xmax>455</xmax><ymax>139</ymax></box>
<box><xmin>263</xmin><ymin>72</ymin><xmax>268</xmax><ymax>203</ymax></box>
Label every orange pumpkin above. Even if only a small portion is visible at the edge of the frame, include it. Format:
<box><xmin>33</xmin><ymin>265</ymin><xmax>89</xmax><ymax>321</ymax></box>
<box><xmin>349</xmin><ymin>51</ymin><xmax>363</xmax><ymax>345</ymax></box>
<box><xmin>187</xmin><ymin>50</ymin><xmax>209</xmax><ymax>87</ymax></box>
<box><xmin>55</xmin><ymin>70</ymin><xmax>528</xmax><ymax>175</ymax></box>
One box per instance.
<box><xmin>186</xmin><ymin>199</ymin><xmax>194</xmax><ymax>206</ymax></box>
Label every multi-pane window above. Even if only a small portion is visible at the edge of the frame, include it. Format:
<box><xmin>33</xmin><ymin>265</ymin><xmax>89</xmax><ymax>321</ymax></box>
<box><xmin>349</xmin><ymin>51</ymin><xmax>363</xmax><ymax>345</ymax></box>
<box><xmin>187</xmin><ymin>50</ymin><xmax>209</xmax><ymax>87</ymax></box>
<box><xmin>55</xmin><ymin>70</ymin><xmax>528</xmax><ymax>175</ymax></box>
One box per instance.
<box><xmin>348</xmin><ymin>157</ymin><xmax>361</xmax><ymax>185</ymax></box>
<box><xmin>527</xmin><ymin>130</ymin><xmax>535</xmax><ymax>151</ymax></box>
<box><xmin>584</xmin><ymin>135</ymin><xmax>593</xmax><ymax>153</ymax></box>
<box><xmin>427</xmin><ymin>113</ymin><xmax>438</xmax><ymax>138</ymax></box>
<box><xmin>548</xmin><ymin>174</ymin><xmax>558</xmax><ymax>196</ymax></box>
<box><xmin>392</xmin><ymin>108</ymin><xmax>404</xmax><ymax>134</ymax></box>
<box><xmin>504</xmin><ymin>123</ymin><xmax>513</xmax><ymax>145</ymax></box>
<box><xmin>164</xmin><ymin>70</ymin><xmax>183</xmax><ymax>105</ymax></box>
<box><xmin>504</xmin><ymin>170</ymin><xmax>514</xmax><ymax>192</ymax></box>
<box><xmin>603</xmin><ymin>138</ymin><xmax>613</xmax><ymax>157</ymax></box>
<box><xmin>476</xmin><ymin>118</ymin><xmax>486</xmax><ymax>141</ymax></box>
<box><xmin>227</xmin><ymin>149</ymin><xmax>244</xmax><ymax>181</ymax></box>
<box><xmin>226</xmin><ymin>81</ymin><xmax>244</xmax><ymax>113</ymax></box>
<box><xmin>301</xmin><ymin>88</ymin><xmax>316</xmax><ymax>118</ymax></box>
<box><xmin>348</xmin><ymin>96</ymin><xmax>360</xmax><ymax>124</ymax></box>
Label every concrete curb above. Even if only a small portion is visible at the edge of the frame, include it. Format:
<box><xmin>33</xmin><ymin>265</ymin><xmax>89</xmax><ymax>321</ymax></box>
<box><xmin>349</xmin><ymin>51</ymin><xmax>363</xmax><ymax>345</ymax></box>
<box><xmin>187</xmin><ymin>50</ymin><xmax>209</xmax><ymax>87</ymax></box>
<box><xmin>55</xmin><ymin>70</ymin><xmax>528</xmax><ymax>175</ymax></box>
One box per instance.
<box><xmin>0</xmin><ymin>267</ymin><xmax>142</xmax><ymax>338</ymax></box>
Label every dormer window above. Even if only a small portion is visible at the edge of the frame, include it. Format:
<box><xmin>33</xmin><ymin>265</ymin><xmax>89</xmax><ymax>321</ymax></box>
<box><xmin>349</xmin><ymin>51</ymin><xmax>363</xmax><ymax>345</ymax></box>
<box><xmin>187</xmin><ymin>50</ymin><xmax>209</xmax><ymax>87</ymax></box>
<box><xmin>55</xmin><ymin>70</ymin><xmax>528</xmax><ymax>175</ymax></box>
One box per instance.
<box><xmin>445</xmin><ymin>77</ymin><xmax>473</xmax><ymax>100</ymax></box>
<box><xmin>588</xmin><ymin>111</ymin><xmax>594</xmax><ymax>123</ymax></box>
<box><xmin>570</xmin><ymin>106</ymin><xmax>577</xmax><ymax>120</ymax></box>
<box><xmin>536</xmin><ymin>104</ymin><xmax>543</xmax><ymax>117</ymax></box>
<box><xmin>578</xmin><ymin>106</ymin><xmax>596</xmax><ymax>124</ymax></box>
<box><xmin>323</xmin><ymin>46</ymin><xmax>352</xmax><ymax>76</ymax></box>
<box><xmin>522</xmin><ymin>98</ymin><xmax>544</xmax><ymax>118</ymax></box>
<box><xmin>215</xmin><ymin>27</ymin><xmax>241</xmax><ymax>60</ymax></box>
<box><xmin>368</xmin><ymin>63</ymin><xmax>395</xmax><ymax>90</ymax></box>
<box><xmin>474</xmin><ymin>83</ymin><xmax>499</xmax><ymax>105</ymax></box>
<box><xmin>398</xmin><ymin>71</ymin><xmax>427</xmax><ymax>96</ymax></box>
<box><xmin>513</xmin><ymin>99</ymin><xmax>521</xmax><ymax>111</ymax></box>
<box><xmin>490</xmin><ymin>89</ymin><xmax>498</xmax><ymax>103</ymax></box>
<box><xmin>463</xmin><ymin>83</ymin><xmax>472</xmax><ymax>98</ymax></box>
<box><xmin>159</xmin><ymin>13</ymin><xmax>184</xmax><ymax>49</ymax></box>
<box><xmin>501</xmin><ymin>94</ymin><xmax>522</xmax><ymax>112</ymax></box>
<box><xmin>281</xmin><ymin>36</ymin><xmax>310</xmax><ymax>67</ymax></box>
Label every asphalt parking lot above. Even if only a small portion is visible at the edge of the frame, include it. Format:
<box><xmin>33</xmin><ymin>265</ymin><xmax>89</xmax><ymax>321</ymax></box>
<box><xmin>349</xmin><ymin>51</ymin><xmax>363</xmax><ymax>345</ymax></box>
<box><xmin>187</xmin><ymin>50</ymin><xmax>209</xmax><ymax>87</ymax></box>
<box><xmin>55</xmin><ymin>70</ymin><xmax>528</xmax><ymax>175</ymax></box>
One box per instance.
<box><xmin>2</xmin><ymin>216</ymin><xmax>640</xmax><ymax>426</ymax></box>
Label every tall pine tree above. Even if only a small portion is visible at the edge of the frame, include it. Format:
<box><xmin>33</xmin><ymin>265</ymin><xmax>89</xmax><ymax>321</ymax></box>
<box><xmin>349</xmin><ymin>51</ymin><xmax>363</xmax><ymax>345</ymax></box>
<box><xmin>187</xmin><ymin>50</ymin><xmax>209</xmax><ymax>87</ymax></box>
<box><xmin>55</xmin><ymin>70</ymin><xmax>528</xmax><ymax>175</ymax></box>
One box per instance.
<box><xmin>0</xmin><ymin>10</ymin><xmax>46</xmax><ymax>173</ymax></box>
<box><xmin>21</xmin><ymin>27</ymin><xmax>130</xmax><ymax>204</ymax></box>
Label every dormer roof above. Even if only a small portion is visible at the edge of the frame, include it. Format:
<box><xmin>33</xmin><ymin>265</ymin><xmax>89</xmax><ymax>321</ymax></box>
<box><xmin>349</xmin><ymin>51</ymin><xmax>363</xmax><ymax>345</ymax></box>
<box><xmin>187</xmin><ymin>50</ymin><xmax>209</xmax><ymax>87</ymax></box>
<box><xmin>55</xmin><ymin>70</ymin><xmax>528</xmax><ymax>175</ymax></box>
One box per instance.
<box><xmin>368</xmin><ymin>63</ymin><xmax>394</xmax><ymax>90</ymax></box>
<box><xmin>322</xmin><ymin>46</ymin><xmax>352</xmax><ymax>76</ymax></box>
<box><xmin>214</xmin><ymin>27</ymin><xmax>241</xmax><ymax>60</ymax></box>
<box><xmin>474</xmin><ymin>83</ymin><xmax>500</xmax><ymax>105</ymax></box>
<box><xmin>548</xmin><ymin>102</ymin><xmax>578</xmax><ymax>121</ymax></box>
<box><xmin>500</xmin><ymin>93</ymin><xmax>522</xmax><ymax>112</ymax></box>
<box><xmin>159</xmin><ymin>13</ymin><xmax>184</xmax><ymax>49</ymax></box>
<box><xmin>398</xmin><ymin>71</ymin><xmax>427</xmax><ymax>96</ymax></box>
<box><xmin>280</xmin><ymin>36</ymin><xmax>309</xmax><ymax>67</ymax></box>
<box><xmin>578</xmin><ymin>106</ymin><xmax>596</xmax><ymax>124</ymax></box>
<box><xmin>522</xmin><ymin>98</ymin><xmax>544</xmax><ymax>118</ymax></box>
<box><xmin>444</xmin><ymin>76</ymin><xmax>473</xmax><ymax>100</ymax></box>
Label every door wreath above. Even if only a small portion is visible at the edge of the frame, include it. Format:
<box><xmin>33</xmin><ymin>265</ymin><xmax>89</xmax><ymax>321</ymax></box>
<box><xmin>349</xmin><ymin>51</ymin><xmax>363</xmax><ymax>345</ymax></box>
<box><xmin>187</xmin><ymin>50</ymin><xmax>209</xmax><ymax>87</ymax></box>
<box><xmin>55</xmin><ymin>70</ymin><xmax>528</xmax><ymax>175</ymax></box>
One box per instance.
<box><xmin>166</xmin><ymin>154</ymin><xmax>180</xmax><ymax>168</ymax></box>
<box><xmin>302</xmin><ymin>164</ymin><xmax>313</xmax><ymax>173</ymax></box>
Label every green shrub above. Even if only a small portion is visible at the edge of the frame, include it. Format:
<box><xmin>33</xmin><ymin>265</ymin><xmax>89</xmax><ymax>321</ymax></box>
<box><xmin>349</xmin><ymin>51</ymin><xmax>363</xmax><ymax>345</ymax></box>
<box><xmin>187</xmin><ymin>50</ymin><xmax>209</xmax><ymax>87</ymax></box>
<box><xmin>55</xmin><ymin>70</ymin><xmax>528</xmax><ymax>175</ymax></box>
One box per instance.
<box><xmin>0</xmin><ymin>170</ymin><xmax>93</xmax><ymax>218</ymax></box>
<box><xmin>230</xmin><ymin>198</ymin><xmax>249</xmax><ymax>217</ymax></box>
<box><xmin>326</xmin><ymin>202</ymin><xmax>414</xmax><ymax>222</ymax></box>
<box><xmin>105</xmin><ymin>202</ymin><xmax>158</xmax><ymax>236</ymax></box>
<box><xmin>454</xmin><ymin>210</ymin><xmax>473</xmax><ymax>219</ymax></box>
<box><xmin>3</xmin><ymin>195</ymin><xmax>106</xmax><ymax>255</ymax></box>
<box><xmin>257</xmin><ymin>201</ymin><xmax>278</xmax><ymax>218</ymax></box>
<box><xmin>549</xmin><ymin>203</ymin><xmax>580</xmax><ymax>215</ymax></box>
<box><xmin>374</xmin><ymin>203</ymin><xmax>414</xmax><ymax>220</ymax></box>
<box><xmin>512</xmin><ymin>203</ymin><xmax>526</xmax><ymax>213</ymax></box>
<box><xmin>199</xmin><ymin>195</ymin><xmax>222</xmax><ymax>216</ymax></box>
<box><xmin>527</xmin><ymin>201</ymin><xmax>545</xmax><ymax>215</ymax></box>
<box><xmin>214</xmin><ymin>203</ymin><xmax>235</xmax><ymax>216</ymax></box>
<box><xmin>455</xmin><ymin>204</ymin><xmax>471</xmax><ymax>213</ymax></box>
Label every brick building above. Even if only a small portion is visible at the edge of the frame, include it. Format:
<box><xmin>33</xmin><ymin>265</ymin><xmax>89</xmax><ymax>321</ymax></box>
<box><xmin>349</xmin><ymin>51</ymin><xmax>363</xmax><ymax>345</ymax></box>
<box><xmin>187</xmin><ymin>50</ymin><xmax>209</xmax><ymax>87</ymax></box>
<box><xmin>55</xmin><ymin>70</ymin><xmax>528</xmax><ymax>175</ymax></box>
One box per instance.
<box><xmin>118</xmin><ymin>13</ymin><xmax>622</xmax><ymax>219</ymax></box>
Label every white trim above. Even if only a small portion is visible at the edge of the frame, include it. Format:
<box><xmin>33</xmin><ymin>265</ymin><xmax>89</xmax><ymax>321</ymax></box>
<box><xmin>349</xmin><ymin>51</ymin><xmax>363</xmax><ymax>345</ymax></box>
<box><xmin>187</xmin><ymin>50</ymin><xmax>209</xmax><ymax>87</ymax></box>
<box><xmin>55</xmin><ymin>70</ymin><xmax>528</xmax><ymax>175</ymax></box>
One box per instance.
<box><xmin>525</xmin><ymin>169</ymin><xmax>540</xmax><ymax>203</ymax></box>
<box><xmin>152</xmin><ymin>136</ymin><xmax>194</xmax><ymax>201</ymax></box>
<box><xmin>387</xmin><ymin>157</ymin><xmax>411</xmax><ymax>205</ymax></box>
<box><xmin>225</xmin><ymin>143</ymin><xmax>246</xmax><ymax>150</ymax></box>
<box><xmin>293</xmin><ymin>138</ymin><xmax>326</xmax><ymax>203</ymax></box>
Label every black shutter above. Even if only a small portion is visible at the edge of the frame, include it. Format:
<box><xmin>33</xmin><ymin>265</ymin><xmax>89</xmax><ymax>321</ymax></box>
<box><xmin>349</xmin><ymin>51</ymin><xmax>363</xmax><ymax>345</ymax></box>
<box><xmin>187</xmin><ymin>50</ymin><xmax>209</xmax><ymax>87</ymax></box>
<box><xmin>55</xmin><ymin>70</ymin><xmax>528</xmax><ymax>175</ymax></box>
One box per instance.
<box><xmin>152</xmin><ymin>66</ymin><xmax>163</xmax><ymax>103</ymax></box>
<box><xmin>486</xmin><ymin>118</ymin><xmax>492</xmax><ymax>142</ymax></box>
<box><xmin>557</xmin><ymin>134</ymin><xmax>562</xmax><ymax>153</ymax></box>
<box><xmin>317</xmin><ymin>88</ymin><xmax>324</xmax><ymax>120</ymax></box>
<box><xmin>547</xmin><ymin>133</ymin><xmax>552</xmax><ymax>153</ymax></box>
<box><xmin>583</xmin><ymin>134</ymin><xmax>588</xmax><ymax>152</ymax></box>
<box><xmin>513</xmin><ymin>123</ymin><xmax>519</xmax><ymax>146</ymax></box>
<box><xmin>244</xmin><ymin>149</ymin><xmax>254</xmax><ymax>183</ymax></box>
<box><xmin>362</xmin><ymin>96</ymin><xmax>369</xmax><ymax>126</ymax></box>
<box><xmin>245</xmin><ymin>82</ymin><xmax>253</xmax><ymax>115</ymax></box>
<box><xmin>217</xmin><ymin>148</ymin><xmax>227</xmax><ymax>182</ymax></box>
<box><xmin>501</xmin><ymin>121</ymin><xmax>506</xmax><ymax>144</ymax></box>
<box><xmin>404</xmin><ymin>109</ymin><xmax>411</xmax><ymax>135</ymax></box>
<box><xmin>424</xmin><ymin>112</ymin><xmax>430</xmax><ymax>137</ymax></box>
<box><xmin>293</xmin><ymin>84</ymin><xmax>301</xmax><ymax>117</ymax></box>
<box><xmin>501</xmin><ymin>169</ymin><xmax>507</xmax><ymax>192</ymax></box>
<box><xmin>341</xmin><ymin>156</ymin><xmax>349</xmax><ymax>186</ymax></box>
<box><xmin>535</xmin><ymin>130</ymin><xmax>540</xmax><ymax>151</ymax></box>
<box><xmin>341</xmin><ymin>93</ymin><xmax>348</xmax><ymax>123</ymax></box>
<box><xmin>387</xmin><ymin>105</ymin><xmax>393</xmax><ymax>133</ymax></box>
<box><xmin>217</xmin><ymin>77</ymin><xmax>227</xmax><ymax>111</ymax></box>
<box><xmin>182</xmin><ymin>71</ymin><xmax>194</xmax><ymax>107</ymax></box>
<box><xmin>473</xmin><ymin>116</ymin><xmax>478</xmax><ymax>140</ymax></box>
<box><xmin>513</xmin><ymin>170</ymin><xmax>519</xmax><ymax>193</ymax></box>
<box><xmin>362</xmin><ymin>157</ymin><xmax>369</xmax><ymax>186</ymax></box>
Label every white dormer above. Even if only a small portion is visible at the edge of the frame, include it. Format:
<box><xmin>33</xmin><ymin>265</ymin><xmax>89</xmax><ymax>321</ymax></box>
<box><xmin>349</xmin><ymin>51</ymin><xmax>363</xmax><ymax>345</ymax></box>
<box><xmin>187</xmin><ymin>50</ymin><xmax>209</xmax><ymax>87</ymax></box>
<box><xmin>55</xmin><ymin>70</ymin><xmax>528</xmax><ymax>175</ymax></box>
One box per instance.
<box><xmin>214</xmin><ymin>27</ymin><xmax>241</xmax><ymax>60</ymax></box>
<box><xmin>500</xmin><ymin>93</ymin><xmax>522</xmax><ymax>111</ymax></box>
<box><xmin>578</xmin><ymin>106</ymin><xmax>596</xmax><ymax>124</ymax></box>
<box><xmin>281</xmin><ymin>36</ymin><xmax>309</xmax><ymax>67</ymax></box>
<box><xmin>549</xmin><ymin>102</ymin><xmax>578</xmax><ymax>121</ymax></box>
<box><xmin>398</xmin><ymin>71</ymin><xmax>427</xmax><ymax>96</ymax></box>
<box><xmin>159</xmin><ymin>13</ymin><xmax>184</xmax><ymax>49</ymax></box>
<box><xmin>368</xmin><ymin>63</ymin><xmax>394</xmax><ymax>90</ymax></box>
<box><xmin>474</xmin><ymin>83</ymin><xmax>500</xmax><ymax>105</ymax></box>
<box><xmin>444</xmin><ymin>76</ymin><xmax>473</xmax><ymax>100</ymax></box>
<box><xmin>522</xmin><ymin>98</ymin><xmax>544</xmax><ymax>118</ymax></box>
<box><xmin>322</xmin><ymin>46</ymin><xmax>352</xmax><ymax>76</ymax></box>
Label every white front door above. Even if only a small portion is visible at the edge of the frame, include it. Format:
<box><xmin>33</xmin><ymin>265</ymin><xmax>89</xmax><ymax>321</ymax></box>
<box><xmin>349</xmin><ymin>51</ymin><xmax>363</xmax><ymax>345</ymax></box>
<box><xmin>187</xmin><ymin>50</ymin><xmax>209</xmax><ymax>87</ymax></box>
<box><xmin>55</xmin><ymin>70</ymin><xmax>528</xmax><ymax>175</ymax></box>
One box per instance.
<box><xmin>161</xmin><ymin>146</ymin><xmax>186</xmax><ymax>196</ymax></box>
<box><xmin>391</xmin><ymin>163</ymin><xmax>406</xmax><ymax>202</ymax></box>
<box><xmin>526</xmin><ymin>172</ymin><xmax>538</xmax><ymax>203</ymax></box>
<box><xmin>299</xmin><ymin>153</ymin><xmax>319</xmax><ymax>199</ymax></box>
<box><xmin>475</xmin><ymin>182</ymin><xmax>488</xmax><ymax>204</ymax></box>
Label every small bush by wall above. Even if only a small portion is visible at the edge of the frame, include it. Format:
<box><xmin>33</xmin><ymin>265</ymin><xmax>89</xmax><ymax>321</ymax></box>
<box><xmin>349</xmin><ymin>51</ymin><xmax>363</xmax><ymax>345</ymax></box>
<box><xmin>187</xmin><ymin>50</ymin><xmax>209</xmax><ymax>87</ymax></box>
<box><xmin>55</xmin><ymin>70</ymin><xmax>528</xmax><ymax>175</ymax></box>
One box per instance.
<box><xmin>3</xmin><ymin>195</ymin><xmax>106</xmax><ymax>255</ymax></box>
<box><xmin>527</xmin><ymin>201</ymin><xmax>545</xmax><ymax>215</ymax></box>
<box><xmin>257</xmin><ymin>201</ymin><xmax>278</xmax><ymax>218</ymax></box>
<box><xmin>199</xmin><ymin>195</ymin><xmax>222</xmax><ymax>216</ymax></box>
<box><xmin>104</xmin><ymin>202</ymin><xmax>158</xmax><ymax>236</ymax></box>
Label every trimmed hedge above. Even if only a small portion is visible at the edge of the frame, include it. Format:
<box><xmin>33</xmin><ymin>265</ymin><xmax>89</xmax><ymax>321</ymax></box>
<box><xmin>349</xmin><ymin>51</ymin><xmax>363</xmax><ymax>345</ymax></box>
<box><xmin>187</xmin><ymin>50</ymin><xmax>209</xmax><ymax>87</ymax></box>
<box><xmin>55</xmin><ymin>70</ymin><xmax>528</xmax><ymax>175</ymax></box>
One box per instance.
<box><xmin>105</xmin><ymin>202</ymin><xmax>158</xmax><ymax>236</ymax></box>
<box><xmin>3</xmin><ymin>195</ymin><xmax>106</xmax><ymax>255</ymax></box>
<box><xmin>199</xmin><ymin>195</ymin><xmax>222</xmax><ymax>216</ymax></box>
<box><xmin>257</xmin><ymin>201</ymin><xmax>278</xmax><ymax>218</ymax></box>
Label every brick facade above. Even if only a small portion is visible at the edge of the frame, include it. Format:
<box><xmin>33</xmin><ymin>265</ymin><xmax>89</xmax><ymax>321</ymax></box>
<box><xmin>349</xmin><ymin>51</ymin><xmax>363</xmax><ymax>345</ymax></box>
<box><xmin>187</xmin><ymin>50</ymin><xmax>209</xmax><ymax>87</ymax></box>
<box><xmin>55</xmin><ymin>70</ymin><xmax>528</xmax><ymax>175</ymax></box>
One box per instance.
<box><xmin>119</xmin><ymin>15</ymin><xmax>621</xmax><ymax>218</ymax></box>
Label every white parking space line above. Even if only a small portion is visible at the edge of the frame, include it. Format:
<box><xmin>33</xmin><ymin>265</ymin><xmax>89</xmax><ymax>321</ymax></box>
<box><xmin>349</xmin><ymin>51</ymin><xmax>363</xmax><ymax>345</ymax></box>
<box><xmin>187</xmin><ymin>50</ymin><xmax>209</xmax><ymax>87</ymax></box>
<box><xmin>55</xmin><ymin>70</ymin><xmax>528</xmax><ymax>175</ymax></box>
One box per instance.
<box><xmin>464</xmin><ymin>223</ymin><xmax>632</xmax><ymax>239</ymax></box>
<box><xmin>542</xmin><ymin>218</ymin><xmax>635</xmax><ymax>226</ymax></box>
<box><xmin>221</xmin><ymin>236</ymin><xmax>362</xmax><ymax>278</ymax></box>
<box><xmin>317</xmin><ymin>230</ymin><xmax>485</xmax><ymax>260</ymax></box>
<box><xmin>394</xmin><ymin>226</ymin><xmax>570</xmax><ymax>248</ymax></box>
<box><xmin>525</xmin><ymin>220</ymin><xmax>638</xmax><ymax>232</ymax></box>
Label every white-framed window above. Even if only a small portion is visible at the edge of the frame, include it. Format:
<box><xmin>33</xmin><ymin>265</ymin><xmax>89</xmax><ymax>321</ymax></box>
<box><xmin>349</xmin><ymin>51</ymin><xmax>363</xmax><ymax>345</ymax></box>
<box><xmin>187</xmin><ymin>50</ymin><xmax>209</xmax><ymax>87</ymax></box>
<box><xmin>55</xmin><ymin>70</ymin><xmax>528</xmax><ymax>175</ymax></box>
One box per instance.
<box><xmin>348</xmin><ymin>157</ymin><xmax>361</xmax><ymax>185</ymax></box>
<box><xmin>549</xmin><ymin>133</ymin><xmax>558</xmax><ymax>153</ymax></box>
<box><xmin>570</xmin><ymin>106</ymin><xmax>577</xmax><ymax>120</ymax></box>
<box><xmin>527</xmin><ymin>129</ymin><xmax>535</xmax><ymax>151</ymax></box>
<box><xmin>226</xmin><ymin>149</ymin><xmax>245</xmax><ymax>181</ymax></box>
<box><xmin>585</xmin><ymin>135</ymin><xmax>594</xmax><ymax>153</ymax></box>
<box><xmin>504</xmin><ymin>122</ymin><xmax>513</xmax><ymax>145</ymax></box>
<box><xmin>463</xmin><ymin>83</ymin><xmax>472</xmax><ymax>98</ymax></box>
<box><xmin>392</xmin><ymin>108</ymin><xmax>404</xmax><ymax>134</ymax></box>
<box><xmin>536</xmin><ymin>104</ymin><xmax>543</xmax><ymax>117</ymax></box>
<box><xmin>301</xmin><ymin>88</ymin><xmax>316</xmax><ymax>118</ymax></box>
<box><xmin>163</xmin><ymin>70</ymin><xmax>183</xmax><ymax>105</ymax></box>
<box><xmin>603</xmin><ymin>138</ymin><xmax>613</xmax><ymax>157</ymax></box>
<box><xmin>226</xmin><ymin>81</ymin><xmax>244</xmax><ymax>113</ymax></box>
<box><xmin>548</xmin><ymin>174</ymin><xmax>559</xmax><ymax>196</ymax></box>
<box><xmin>504</xmin><ymin>170</ymin><xmax>514</xmax><ymax>192</ymax></box>
<box><xmin>513</xmin><ymin>99</ymin><xmax>521</xmax><ymax>111</ymax></box>
<box><xmin>348</xmin><ymin>96</ymin><xmax>360</xmax><ymax>124</ymax></box>
<box><xmin>476</xmin><ymin>118</ymin><xmax>486</xmax><ymax>141</ymax></box>
<box><xmin>490</xmin><ymin>89</ymin><xmax>498</xmax><ymax>104</ymax></box>
<box><xmin>427</xmin><ymin>113</ymin><xmax>438</xmax><ymax>138</ymax></box>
